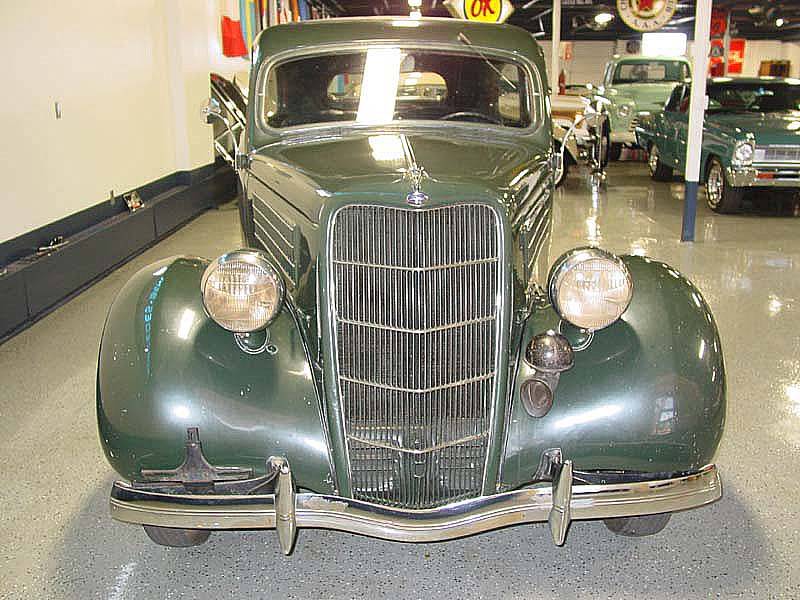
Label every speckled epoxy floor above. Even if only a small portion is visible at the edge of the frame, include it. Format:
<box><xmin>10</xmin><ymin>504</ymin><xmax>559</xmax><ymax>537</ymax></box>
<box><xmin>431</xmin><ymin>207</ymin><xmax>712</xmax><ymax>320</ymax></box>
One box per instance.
<box><xmin>1</xmin><ymin>164</ymin><xmax>799</xmax><ymax>599</ymax></box>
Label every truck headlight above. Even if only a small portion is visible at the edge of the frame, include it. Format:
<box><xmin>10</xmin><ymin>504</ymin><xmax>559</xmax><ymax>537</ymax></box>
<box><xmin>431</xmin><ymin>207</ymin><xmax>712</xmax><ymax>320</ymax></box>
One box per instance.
<box><xmin>617</xmin><ymin>103</ymin><xmax>632</xmax><ymax>118</ymax></box>
<box><xmin>201</xmin><ymin>250</ymin><xmax>284</xmax><ymax>332</ymax></box>
<box><xmin>548</xmin><ymin>248</ymin><xmax>633</xmax><ymax>331</ymax></box>
<box><xmin>732</xmin><ymin>140</ymin><xmax>754</xmax><ymax>166</ymax></box>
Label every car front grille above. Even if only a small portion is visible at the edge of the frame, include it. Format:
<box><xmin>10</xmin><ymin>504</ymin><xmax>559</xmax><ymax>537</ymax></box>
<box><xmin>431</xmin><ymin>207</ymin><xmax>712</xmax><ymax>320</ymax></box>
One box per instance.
<box><xmin>755</xmin><ymin>145</ymin><xmax>800</xmax><ymax>164</ymax></box>
<box><xmin>329</xmin><ymin>204</ymin><xmax>500</xmax><ymax>509</ymax></box>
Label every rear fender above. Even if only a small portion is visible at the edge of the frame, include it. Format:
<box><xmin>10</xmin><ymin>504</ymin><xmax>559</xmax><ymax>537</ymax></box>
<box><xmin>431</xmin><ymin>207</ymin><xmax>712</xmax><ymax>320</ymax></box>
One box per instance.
<box><xmin>501</xmin><ymin>255</ymin><xmax>726</xmax><ymax>489</ymax></box>
<box><xmin>97</xmin><ymin>256</ymin><xmax>335</xmax><ymax>493</ymax></box>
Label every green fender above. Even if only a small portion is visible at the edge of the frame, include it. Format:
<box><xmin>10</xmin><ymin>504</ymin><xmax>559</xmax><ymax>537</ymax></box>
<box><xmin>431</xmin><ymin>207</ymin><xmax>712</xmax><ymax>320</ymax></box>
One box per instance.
<box><xmin>97</xmin><ymin>256</ymin><xmax>335</xmax><ymax>493</ymax></box>
<box><xmin>501</xmin><ymin>255</ymin><xmax>726</xmax><ymax>489</ymax></box>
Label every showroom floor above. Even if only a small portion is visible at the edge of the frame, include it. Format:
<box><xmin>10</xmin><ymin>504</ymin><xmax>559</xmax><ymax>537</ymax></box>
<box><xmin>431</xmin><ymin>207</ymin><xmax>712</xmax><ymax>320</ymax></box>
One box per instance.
<box><xmin>1</xmin><ymin>163</ymin><xmax>798</xmax><ymax>599</ymax></box>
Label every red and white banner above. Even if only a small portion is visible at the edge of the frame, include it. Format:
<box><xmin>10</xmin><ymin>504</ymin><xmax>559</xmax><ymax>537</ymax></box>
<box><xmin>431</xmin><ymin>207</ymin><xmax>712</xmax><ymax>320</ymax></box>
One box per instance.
<box><xmin>220</xmin><ymin>0</ymin><xmax>247</xmax><ymax>57</ymax></box>
<box><xmin>728</xmin><ymin>39</ymin><xmax>745</xmax><ymax>74</ymax></box>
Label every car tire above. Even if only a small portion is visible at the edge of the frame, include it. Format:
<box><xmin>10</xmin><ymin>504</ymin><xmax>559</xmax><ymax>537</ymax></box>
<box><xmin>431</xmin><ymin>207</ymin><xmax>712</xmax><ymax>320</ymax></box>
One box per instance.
<box><xmin>604</xmin><ymin>513</ymin><xmax>671</xmax><ymax>537</ymax></box>
<box><xmin>553</xmin><ymin>141</ymin><xmax>571</xmax><ymax>188</ymax></box>
<box><xmin>596</xmin><ymin>126</ymin><xmax>610</xmax><ymax>169</ymax></box>
<box><xmin>609</xmin><ymin>142</ymin><xmax>623</xmax><ymax>162</ymax></box>
<box><xmin>143</xmin><ymin>525</ymin><xmax>211</xmax><ymax>547</ymax></box>
<box><xmin>647</xmin><ymin>144</ymin><xmax>673</xmax><ymax>181</ymax></box>
<box><xmin>706</xmin><ymin>157</ymin><xmax>744</xmax><ymax>213</ymax></box>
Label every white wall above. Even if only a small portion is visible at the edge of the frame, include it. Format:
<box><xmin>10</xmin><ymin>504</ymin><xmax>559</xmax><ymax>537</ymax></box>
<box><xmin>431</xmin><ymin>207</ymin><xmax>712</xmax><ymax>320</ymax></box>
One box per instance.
<box><xmin>541</xmin><ymin>41</ymin><xmax>616</xmax><ymax>86</ymax></box>
<box><xmin>0</xmin><ymin>0</ymin><xmax>217</xmax><ymax>244</ymax></box>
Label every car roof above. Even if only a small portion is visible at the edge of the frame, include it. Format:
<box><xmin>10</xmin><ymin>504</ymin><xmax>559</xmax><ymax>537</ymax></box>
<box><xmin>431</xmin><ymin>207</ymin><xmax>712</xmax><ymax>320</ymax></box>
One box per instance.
<box><xmin>253</xmin><ymin>16</ymin><xmax>543</xmax><ymax>64</ymax></box>
<box><xmin>611</xmin><ymin>55</ymin><xmax>690</xmax><ymax>63</ymax></box>
<box><xmin>708</xmin><ymin>76</ymin><xmax>800</xmax><ymax>85</ymax></box>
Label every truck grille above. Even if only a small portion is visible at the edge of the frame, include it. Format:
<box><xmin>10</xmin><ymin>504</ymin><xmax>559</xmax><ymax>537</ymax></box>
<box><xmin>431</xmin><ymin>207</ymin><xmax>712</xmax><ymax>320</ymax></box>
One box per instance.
<box><xmin>755</xmin><ymin>145</ymin><xmax>800</xmax><ymax>164</ymax></box>
<box><xmin>329</xmin><ymin>204</ymin><xmax>500</xmax><ymax>509</ymax></box>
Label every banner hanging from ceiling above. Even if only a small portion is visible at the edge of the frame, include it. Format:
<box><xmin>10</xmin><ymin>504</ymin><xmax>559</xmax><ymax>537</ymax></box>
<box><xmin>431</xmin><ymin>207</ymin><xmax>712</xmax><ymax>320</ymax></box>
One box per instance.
<box><xmin>616</xmin><ymin>0</ymin><xmax>678</xmax><ymax>32</ymax></box>
<box><xmin>443</xmin><ymin>0</ymin><xmax>515</xmax><ymax>23</ymax></box>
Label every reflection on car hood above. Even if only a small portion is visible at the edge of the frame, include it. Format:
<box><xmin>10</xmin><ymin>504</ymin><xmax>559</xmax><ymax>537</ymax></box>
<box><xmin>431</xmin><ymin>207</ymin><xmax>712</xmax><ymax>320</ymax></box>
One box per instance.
<box><xmin>262</xmin><ymin>129</ymin><xmax>541</xmax><ymax>196</ymax></box>
<box><xmin>609</xmin><ymin>82</ymin><xmax>680</xmax><ymax>110</ymax></box>
<box><xmin>709</xmin><ymin>111</ymin><xmax>800</xmax><ymax>145</ymax></box>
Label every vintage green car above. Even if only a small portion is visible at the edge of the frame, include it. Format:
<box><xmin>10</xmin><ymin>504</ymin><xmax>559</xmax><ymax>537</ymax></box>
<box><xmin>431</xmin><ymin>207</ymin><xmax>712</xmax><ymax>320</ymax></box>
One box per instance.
<box><xmin>97</xmin><ymin>17</ymin><xmax>724</xmax><ymax>554</ymax></box>
<box><xmin>592</xmin><ymin>55</ymin><xmax>691</xmax><ymax>160</ymax></box>
<box><xmin>636</xmin><ymin>77</ymin><xmax>800</xmax><ymax>213</ymax></box>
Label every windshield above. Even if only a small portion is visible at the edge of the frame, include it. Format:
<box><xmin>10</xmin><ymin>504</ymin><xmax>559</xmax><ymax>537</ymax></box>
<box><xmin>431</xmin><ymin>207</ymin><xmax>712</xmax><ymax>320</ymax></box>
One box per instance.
<box><xmin>612</xmin><ymin>60</ymin><xmax>689</xmax><ymax>85</ymax></box>
<box><xmin>707</xmin><ymin>82</ymin><xmax>800</xmax><ymax>113</ymax></box>
<box><xmin>261</xmin><ymin>48</ymin><xmax>532</xmax><ymax>129</ymax></box>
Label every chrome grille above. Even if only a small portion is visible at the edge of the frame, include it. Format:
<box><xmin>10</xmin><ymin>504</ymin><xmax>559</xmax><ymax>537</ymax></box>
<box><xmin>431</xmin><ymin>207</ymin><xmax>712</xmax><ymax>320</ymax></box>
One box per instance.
<box><xmin>330</xmin><ymin>204</ymin><xmax>500</xmax><ymax>509</ymax></box>
<box><xmin>755</xmin><ymin>145</ymin><xmax>800</xmax><ymax>164</ymax></box>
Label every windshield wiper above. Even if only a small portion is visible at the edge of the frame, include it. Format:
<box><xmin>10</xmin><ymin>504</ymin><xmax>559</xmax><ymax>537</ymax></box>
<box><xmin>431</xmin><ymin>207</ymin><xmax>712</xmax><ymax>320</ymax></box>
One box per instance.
<box><xmin>457</xmin><ymin>32</ymin><xmax>517</xmax><ymax>92</ymax></box>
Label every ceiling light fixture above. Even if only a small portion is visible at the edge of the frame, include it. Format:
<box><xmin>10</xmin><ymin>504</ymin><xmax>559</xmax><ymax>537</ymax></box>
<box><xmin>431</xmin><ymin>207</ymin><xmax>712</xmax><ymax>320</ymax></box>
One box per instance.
<box><xmin>594</xmin><ymin>12</ymin><xmax>614</xmax><ymax>25</ymax></box>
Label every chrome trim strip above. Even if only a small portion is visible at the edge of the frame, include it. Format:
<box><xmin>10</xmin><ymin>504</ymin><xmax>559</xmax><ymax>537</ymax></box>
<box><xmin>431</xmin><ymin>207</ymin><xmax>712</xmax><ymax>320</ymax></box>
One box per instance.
<box><xmin>336</xmin><ymin>314</ymin><xmax>496</xmax><ymax>334</ymax></box>
<box><xmin>347</xmin><ymin>431</ymin><xmax>488</xmax><ymax>455</ymax></box>
<box><xmin>331</xmin><ymin>257</ymin><xmax>498</xmax><ymax>272</ymax></box>
<box><xmin>339</xmin><ymin>372</ymin><xmax>495</xmax><ymax>394</ymax></box>
<box><xmin>110</xmin><ymin>465</ymin><xmax>722</xmax><ymax>543</ymax></box>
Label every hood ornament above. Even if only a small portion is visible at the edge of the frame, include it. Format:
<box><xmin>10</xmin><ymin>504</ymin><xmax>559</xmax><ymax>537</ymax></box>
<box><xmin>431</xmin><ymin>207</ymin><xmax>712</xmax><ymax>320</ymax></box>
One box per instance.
<box><xmin>403</xmin><ymin>166</ymin><xmax>430</xmax><ymax>207</ymax></box>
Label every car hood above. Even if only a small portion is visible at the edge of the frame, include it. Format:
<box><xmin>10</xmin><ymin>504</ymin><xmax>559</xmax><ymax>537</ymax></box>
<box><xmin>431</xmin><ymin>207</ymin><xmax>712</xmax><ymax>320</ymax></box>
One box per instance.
<box><xmin>609</xmin><ymin>83</ymin><xmax>679</xmax><ymax>111</ymax></box>
<box><xmin>256</xmin><ymin>129</ymin><xmax>544</xmax><ymax>199</ymax></box>
<box><xmin>708</xmin><ymin>111</ymin><xmax>800</xmax><ymax>145</ymax></box>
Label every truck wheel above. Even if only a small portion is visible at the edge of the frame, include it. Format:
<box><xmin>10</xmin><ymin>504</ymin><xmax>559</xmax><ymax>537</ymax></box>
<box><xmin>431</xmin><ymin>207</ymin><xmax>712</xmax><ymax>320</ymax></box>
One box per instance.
<box><xmin>604</xmin><ymin>513</ymin><xmax>671</xmax><ymax>537</ymax></box>
<box><xmin>609</xmin><ymin>142</ymin><xmax>622</xmax><ymax>162</ymax></box>
<box><xmin>647</xmin><ymin>144</ymin><xmax>673</xmax><ymax>181</ymax></box>
<box><xmin>706</xmin><ymin>157</ymin><xmax>744</xmax><ymax>213</ymax></box>
<box><xmin>143</xmin><ymin>525</ymin><xmax>211</xmax><ymax>547</ymax></box>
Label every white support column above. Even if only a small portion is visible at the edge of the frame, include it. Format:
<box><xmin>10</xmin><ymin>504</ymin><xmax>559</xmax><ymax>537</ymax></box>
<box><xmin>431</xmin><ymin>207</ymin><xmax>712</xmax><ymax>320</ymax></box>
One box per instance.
<box><xmin>681</xmin><ymin>0</ymin><xmax>712</xmax><ymax>242</ymax></box>
<box><xmin>551</xmin><ymin>0</ymin><xmax>561</xmax><ymax>104</ymax></box>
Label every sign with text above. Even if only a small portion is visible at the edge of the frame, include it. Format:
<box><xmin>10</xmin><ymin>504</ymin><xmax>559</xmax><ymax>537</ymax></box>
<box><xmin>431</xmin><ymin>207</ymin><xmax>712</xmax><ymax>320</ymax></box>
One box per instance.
<box><xmin>444</xmin><ymin>0</ymin><xmax>514</xmax><ymax>23</ymax></box>
<box><xmin>617</xmin><ymin>0</ymin><xmax>678</xmax><ymax>32</ymax></box>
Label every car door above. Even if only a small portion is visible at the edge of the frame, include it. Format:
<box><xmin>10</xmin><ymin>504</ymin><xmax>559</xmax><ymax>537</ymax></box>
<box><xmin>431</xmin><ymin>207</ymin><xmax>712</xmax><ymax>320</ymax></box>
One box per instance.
<box><xmin>660</xmin><ymin>85</ymin><xmax>689</xmax><ymax>167</ymax></box>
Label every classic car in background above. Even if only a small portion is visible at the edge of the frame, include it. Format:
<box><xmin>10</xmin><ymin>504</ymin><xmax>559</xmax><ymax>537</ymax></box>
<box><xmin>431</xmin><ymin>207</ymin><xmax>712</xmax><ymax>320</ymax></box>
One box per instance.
<box><xmin>552</xmin><ymin>93</ymin><xmax>609</xmax><ymax>185</ymax></box>
<box><xmin>636</xmin><ymin>77</ymin><xmax>800</xmax><ymax>212</ymax></box>
<box><xmin>98</xmin><ymin>18</ymin><xmax>724</xmax><ymax>554</ymax></box>
<box><xmin>592</xmin><ymin>55</ymin><xmax>691</xmax><ymax>160</ymax></box>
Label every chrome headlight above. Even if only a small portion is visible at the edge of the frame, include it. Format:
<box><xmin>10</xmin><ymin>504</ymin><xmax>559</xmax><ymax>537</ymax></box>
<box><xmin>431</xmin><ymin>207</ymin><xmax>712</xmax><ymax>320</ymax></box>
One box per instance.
<box><xmin>617</xmin><ymin>103</ymin><xmax>632</xmax><ymax>118</ymax></box>
<box><xmin>732</xmin><ymin>140</ymin><xmax>754</xmax><ymax>166</ymax></box>
<box><xmin>548</xmin><ymin>248</ymin><xmax>633</xmax><ymax>331</ymax></box>
<box><xmin>201</xmin><ymin>250</ymin><xmax>284</xmax><ymax>332</ymax></box>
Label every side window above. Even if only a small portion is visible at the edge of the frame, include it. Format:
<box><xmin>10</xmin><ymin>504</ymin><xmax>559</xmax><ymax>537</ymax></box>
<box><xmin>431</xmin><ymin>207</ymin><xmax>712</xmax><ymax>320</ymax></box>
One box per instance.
<box><xmin>665</xmin><ymin>85</ymin><xmax>685</xmax><ymax>112</ymax></box>
<box><xmin>498</xmin><ymin>63</ymin><xmax>521</xmax><ymax>121</ymax></box>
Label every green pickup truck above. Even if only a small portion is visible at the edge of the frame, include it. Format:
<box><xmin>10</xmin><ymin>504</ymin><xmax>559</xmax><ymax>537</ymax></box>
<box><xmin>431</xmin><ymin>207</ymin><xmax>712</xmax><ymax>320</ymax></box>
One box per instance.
<box><xmin>636</xmin><ymin>77</ymin><xmax>800</xmax><ymax>212</ymax></box>
<box><xmin>592</xmin><ymin>55</ymin><xmax>691</xmax><ymax>160</ymax></box>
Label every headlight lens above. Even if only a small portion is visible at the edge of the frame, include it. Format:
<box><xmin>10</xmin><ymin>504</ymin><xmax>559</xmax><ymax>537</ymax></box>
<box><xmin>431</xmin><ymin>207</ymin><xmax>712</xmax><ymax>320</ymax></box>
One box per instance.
<box><xmin>732</xmin><ymin>140</ymin><xmax>754</xmax><ymax>166</ymax></box>
<box><xmin>548</xmin><ymin>248</ymin><xmax>633</xmax><ymax>331</ymax></box>
<box><xmin>201</xmin><ymin>250</ymin><xmax>284</xmax><ymax>332</ymax></box>
<box><xmin>617</xmin><ymin>103</ymin><xmax>632</xmax><ymax>118</ymax></box>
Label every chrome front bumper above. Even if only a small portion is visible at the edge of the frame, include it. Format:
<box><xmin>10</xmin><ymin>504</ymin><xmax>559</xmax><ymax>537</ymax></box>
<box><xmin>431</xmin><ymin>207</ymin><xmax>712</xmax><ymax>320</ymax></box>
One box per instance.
<box><xmin>728</xmin><ymin>166</ymin><xmax>800</xmax><ymax>188</ymax></box>
<box><xmin>610</xmin><ymin>130</ymin><xmax>637</xmax><ymax>145</ymax></box>
<box><xmin>110</xmin><ymin>463</ymin><xmax>721</xmax><ymax>554</ymax></box>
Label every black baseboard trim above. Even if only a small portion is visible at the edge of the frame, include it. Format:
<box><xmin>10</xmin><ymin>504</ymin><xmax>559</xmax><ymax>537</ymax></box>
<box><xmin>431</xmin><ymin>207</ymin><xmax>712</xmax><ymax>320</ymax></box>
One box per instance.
<box><xmin>0</xmin><ymin>161</ymin><xmax>238</xmax><ymax>344</ymax></box>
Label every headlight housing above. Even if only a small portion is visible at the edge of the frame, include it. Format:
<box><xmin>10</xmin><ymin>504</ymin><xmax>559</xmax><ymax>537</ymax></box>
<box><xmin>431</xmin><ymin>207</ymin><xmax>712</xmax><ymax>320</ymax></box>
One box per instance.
<box><xmin>732</xmin><ymin>140</ymin><xmax>754</xmax><ymax>166</ymax></box>
<box><xmin>617</xmin><ymin>103</ymin><xmax>632</xmax><ymax>118</ymax></box>
<box><xmin>201</xmin><ymin>250</ymin><xmax>284</xmax><ymax>332</ymax></box>
<box><xmin>548</xmin><ymin>248</ymin><xmax>633</xmax><ymax>331</ymax></box>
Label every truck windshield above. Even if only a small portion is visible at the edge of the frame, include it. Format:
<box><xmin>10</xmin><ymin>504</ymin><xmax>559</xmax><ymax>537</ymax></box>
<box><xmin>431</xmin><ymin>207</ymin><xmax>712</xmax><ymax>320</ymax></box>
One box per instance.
<box><xmin>612</xmin><ymin>60</ymin><xmax>689</xmax><ymax>84</ymax></box>
<box><xmin>707</xmin><ymin>81</ymin><xmax>800</xmax><ymax>113</ymax></box>
<box><xmin>261</xmin><ymin>48</ymin><xmax>532</xmax><ymax>129</ymax></box>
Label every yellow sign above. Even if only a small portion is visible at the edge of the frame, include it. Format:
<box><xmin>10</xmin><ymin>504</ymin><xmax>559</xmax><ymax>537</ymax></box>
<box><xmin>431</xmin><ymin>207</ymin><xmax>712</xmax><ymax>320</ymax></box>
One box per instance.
<box><xmin>444</xmin><ymin>0</ymin><xmax>514</xmax><ymax>23</ymax></box>
<box><xmin>464</xmin><ymin>0</ymin><xmax>501</xmax><ymax>22</ymax></box>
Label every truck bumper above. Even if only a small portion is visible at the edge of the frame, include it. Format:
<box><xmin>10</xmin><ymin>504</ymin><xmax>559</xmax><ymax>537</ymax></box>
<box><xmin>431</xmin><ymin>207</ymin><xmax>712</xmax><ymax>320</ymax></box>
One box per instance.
<box><xmin>110</xmin><ymin>462</ymin><xmax>721</xmax><ymax>553</ymax></box>
<box><xmin>728</xmin><ymin>166</ymin><xmax>800</xmax><ymax>188</ymax></box>
<box><xmin>610</xmin><ymin>130</ymin><xmax>637</xmax><ymax>145</ymax></box>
